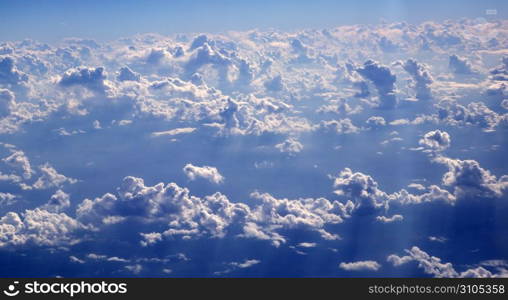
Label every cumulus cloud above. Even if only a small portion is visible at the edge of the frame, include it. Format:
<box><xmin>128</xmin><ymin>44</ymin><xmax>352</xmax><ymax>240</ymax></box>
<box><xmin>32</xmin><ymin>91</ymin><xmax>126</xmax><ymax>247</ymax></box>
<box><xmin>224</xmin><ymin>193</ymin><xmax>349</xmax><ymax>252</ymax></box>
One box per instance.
<box><xmin>2</xmin><ymin>149</ymin><xmax>33</xmax><ymax>179</ymax></box>
<box><xmin>332</xmin><ymin>168</ymin><xmax>386</xmax><ymax>214</ymax></box>
<box><xmin>356</xmin><ymin>60</ymin><xmax>397</xmax><ymax>109</ymax></box>
<box><xmin>401</xmin><ymin>59</ymin><xmax>433</xmax><ymax>100</ymax></box>
<box><xmin>42</xmin><ymin>190</ymin><xmax>71</xmax><ymax>213</ymax></box>
<box><xmin>0</xmin><ymin>18</ymin><xmax>507</xmax><ymax>276</ymax></box>
<box><xmin>0</xmin><ymin>192</ymin><xmax>17</xmax><ymax>206</ymax></box>
<box><xmin>275</xmin><ymin>137</ymin><xmax>303</xmax><ymax>155</ymax></box>
<box><xmin>376</xmin><ymin>214</ymin><xmax>403</xmax><ymax>223</ymax></box>
<box><xmin>332</xmin><ymin>167</ymin><xmax>457</xmax><ymax>212</ymax></box>
<box><xmin>387</xmin><ymin>246</ymin><xmax>506</xmax><ymax>278</ymax></box>
<box><xmin>139</xmin><ymin>232</ymin><xmax>162</xmax><ymax>247</ymax></box>
<box><xmin>419</xmin><ymin>130</ymin><xmax>451</xmax><ymax>152</ymax></box>
<box><xmin>0</xmin><ymin>56</ymin><xmax>28</xmax><ymax>87</ymax></box>
<box><xmin>448</xmin><ymin>55</ymin><xmax>474</xmax><ymax>75</ymax></box>
<box><xmin>184</xmin><ymin>43</ymin><xmax>231</xmax><ymax>83</ymax></box>
<box><xmin>183</xmin><ymin>163</ymin><xmax>224</xmax><ymax>184</ymax></box>
<box><xmin>75</xmin><ymin>175</ymin><xmax>352</xmax><ymax>247</ymax></box>
<box><xmin>0</xmin><ymin>88</ymin><xmax>15</xmax><ymax>116</ymax></box>
<box><xmin>365</xmin><ymin>116</ymin><xmax>386</xmax><ymax>128</ymax></box>
<box><xmin>32</xmin><ymin>163</ymin><xmax>78</xmax><ymax>190</ymax></box>
<box><xmin>339</xmin><ymin>260</ymin><xmax>381</xmax><ymax>271</ymax></box>
<box><xmin>264</xmin><ymin>75</ymin><xmax>284</xmax><ymax>92</ymax></box>
<box><xmin>490</xmin><ymin>57</ymin><xmax>508</xmax><ymax>81</ymax></box>
<box><xmin>434</xmin><ymin>157</ymin><xmax>508</xmax><ymax>199</ymax></box>
<box><xmin>59</xmin><ymin>66</ymin><xmax>112</xmax><ymax>94</ymax></box>
<box><xmin>317</xmin><ymin>119</ymin><xmax>359</xmax><ymax>134</ymax></box>
<box><xmin>436</xmin><ymin>100</ymin><xmax>502</xmax><ymax>131</ymax></box>
<box><xmin>116</xmin><ymin>66</ymin><xmax>140</xmax><ymax>82</ymax></box>
<box><xmin>0</xmin><ymin>209</ymin><xmax>82</xmax><ymax>247</ymax></box>
<box><xmin>248</xmin><ymin>191</ymin><xmax>348</xmax><ymax>243</ymax></box>
<box><xmin>76</xmin><ymin>176</ymin><xmax>250</xmax><ymax>240</ymax></box>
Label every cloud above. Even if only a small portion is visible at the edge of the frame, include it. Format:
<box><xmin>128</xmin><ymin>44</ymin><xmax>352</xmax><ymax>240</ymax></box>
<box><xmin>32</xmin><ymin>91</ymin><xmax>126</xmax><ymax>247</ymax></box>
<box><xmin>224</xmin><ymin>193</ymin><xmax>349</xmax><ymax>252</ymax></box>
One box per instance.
<box><xmin>275</xmin><ymin>137</ymin><xmax>303</xmax><ymax>155</ymax></box>
<box><xmin>2</xmin><ymin>149</ymin><xmax>33</xmax><ymax>179</ymax></box>
<box><xmin>264</xmin><ymin>75</ymin><xmax>284</xmax><ymax>92</ymax></box>
<box><xmin>0</xmin><ymin>209</ymin><xmax>82</xmax><ymax>247</ymax></box>
<box><xmin>387</xmin><ymin>246</ymin><xmax>507</xmax><ymax>278</ymax></box>
<box><xmin>139</xmin><ymin>232</ymin><xmax>162</xmax><ymax>247</ymax></box>
<box><xmin>183</xmin><ymin>163</ymin><xmax>224</xmax><ymax>184</ymax></box>
<box><xmin>0</xmin><ymin>192</ymin><xmax>17</xmax><ymax>206</ymax></box>
<box><xmin>331</xmin><ymin>168</ymin><xmax>386</xmax><ymax>214</ymax></box>
<box><xmin>248</xmin><ymin>191</ymin><xmax>347</xmax><ymax>243</ymax></box>
<box><xmin>214</xmin><ymin>258</ymin><xmax>260</xmax><ymax>275</ymax></box>
<box><xmin>365</xmin><ymin>116</ymin><xmax>386</xmax><ymax>128</ymax></box>
<box><xmin>401</xmin><ymin>59</ymin><xmax>433</xmax><ymax>100</ymax></box>
<box><xmin>434</xmin><ymin>157</ymin><xmax>508</xmax><ymax>199</ymax></box>
<box><xmin>339</xmin><ymin>260</ymin><xmax>381</xmax><ymax>271</ymax></box>
<box><xmin>502</xmin><ymin>99</ymin><xmax>508</xmax><ymax>110</ymax></box>
<box><xmin>376</xmin><ymin>214</ymin><xmax>403</xmax><ymax>223</ymax></box>
<box><xmin>59</xmin><ymin>66</ymin><xmax>111</xmax><ymax>94</ymax></box>
<box><xmin>32</xmin><ymin>163</ymin><xmax>78</xmax><ymax>190</ymax></box>
<box><xmin>42</xmin><ymin>189</ymin><xmax>71</xmax><ymax>213</ymax></box>
<box><xmin>235</xmin><ymin>59</ymin><xmax>254</xmax><ymax>87</ymax></box>
<box><xmin>448</xmin><ymin>54</ymin><xmax>474</xmax><ymax>75</ymax></box>
<box><xmin>490</xmin><ymin>56</ymin><xmax>508</xmax><ymax>81</ymax></box>
<box><xmin>151</xmin><ymin>127</ymin><xmax>196</xmax><ymax>137</ymax></box>
<box><xmin>419</xmin><ymin>130</ymin><xmax>451</xmax><ymax>152</ymax></box>
<box><xmin>436</xmin><ymin>100</ymin><xmax>502</xmax><ymax>130</ymax></box>
<box><xmin>116</xmin><ymin>67</ymin><xmax>140</xmax><ymax>82</ymax></box>
<box><xmin>317</xmin><ymin>119</ymin><xmax>359</xmax><ymax>134</ymax></box>
<box><xmin>0</xmin><ymin>56</ymin><xmax>28</xmax><ymax>87</ymax></box>
<box><xmin>76</xmin><ymin>176</ymin><xmax>250</xmax><ymax>240</ymax></box>
<box><xmin>297</xmin><ymin>242</ymin><xmax>317</xmax><ymax>248</ymax></box>
<box><xmin>189</xmin><ymin>35</ymin><xmax>210</xmax><ymax>51</ymax></box>
<box><xmin>184</xmin><ymin>43</ymin><xmax>231</xmax><ymax>82</ymax></box>
<box><xmin>145</xmin><ymin>49</ymin><xmax>168</xmax><ymax>65</ymax></box>
<box><xmin>0</xmin><ymin>88</ymin><xmax>15</xmax><ymax>116</ymax></box>
<box><xmin>0</xmin><ymin>18</ymin><xmax>507</xmax><ymax>276</ymax></box>
<box><xmin>331</xmin><ymin>167</ymin><xmax>457</xmax><ymax>211</ymax></box>
<box><xmin>75</xmin><ymin>175</ymin><xmax>353</xmax><ymax>248</ymax></box>
<box><xmin>356</xmin><ymin>60</ymin><xmax>397</xmax><ymax>109</ymax></box>
<box><xmin>125</xmin><ymin>264</ymin><xmax>143</xmax><ymax>274</ymax></box>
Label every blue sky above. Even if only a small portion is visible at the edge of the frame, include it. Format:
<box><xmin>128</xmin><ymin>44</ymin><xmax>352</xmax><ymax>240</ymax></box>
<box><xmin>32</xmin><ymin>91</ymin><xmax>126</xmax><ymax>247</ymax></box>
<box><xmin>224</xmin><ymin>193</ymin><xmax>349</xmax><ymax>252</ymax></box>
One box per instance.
<box><xmin>0</xmin><ymin>0</ymin><xmax>507</xmax><ymax>41</ymax></box>
<box><xmin>0</xmin><ymin>0</ymin><xmax>507</xmax><ymax>278</ymax></box>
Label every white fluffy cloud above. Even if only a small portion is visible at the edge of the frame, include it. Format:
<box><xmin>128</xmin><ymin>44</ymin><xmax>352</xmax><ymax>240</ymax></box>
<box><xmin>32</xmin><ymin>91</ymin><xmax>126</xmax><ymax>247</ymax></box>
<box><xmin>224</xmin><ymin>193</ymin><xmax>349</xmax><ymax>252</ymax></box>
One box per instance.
<box><xmin>75</xmin><ymin>175</ymin><xmax>354</xmax><ymax>247</ymax></box>
<box><xmin>0</xmin><ymin>17</ymin><xmax>506</xmax><ymax>276</ymax></box>
<box><xmin>387</xmin><ymin>246</ymin><xmax>507</xmax><ymax>278</ymax></box>
<box><xmin>376</xmin><ymin>214</ymin><xmax>403</xmax><ymax>223</ymax></box>
<box><xmin>435</xmin><ymin>157</ymin><xmax>508</xmax><ymax>199</ymax></box>
<box><xmin>0</xmin><ymin>209</ymin><xmax>82</xmax><ymax>247</ymax></box>
<box><xmin>449</xmin><ymin>54</ymin><xmax>475</xmax><ymax>75</ymax></box>
<box><xmin>32</xmin><ymin>163</ymin><xmax>78</xmax><ymax>190</ymax></box>
<box><xmin>59</xmin><ymin>66</ymin><xmax>112</xmax><ymax>95</ymax></box>
<box><xmin>332</xmin><ymin>168</ymin><xmax>386</xmax><ymax>214</ymax></box>
<box><xmin>356</xmin><ymin>60</ymin><xmax>397</xmax><ymax>109</ymax></box>
<box><xmin>42</xmin><ymin>190</ymin><xmax>71</xmax><ymax>213</ymax></box>
<box><xmin>339</xmin><ymin>260</ymin><xmax>381</xmax><ymax>271</ymax></box>
<box><xmin>401</xmin><ymin>59</ymin><xmax>433</xmax><ymax>100</ymax></box>
<box><xmin>419</xmin><ymin>130</ymin><xmax>451</xmax><ymax>152</ymax></box>
<box><xmin>275</xmin><ymin>137</ymin><xmax>303</xmax><ymax>155</ymax></box>
<box><xmin>2</xmin><ymin>149</ymin><xmax>33</xmax><ymax>179</ymax></box>
<box><xmin>0</xmin><ymin>88</ymin><xmax>15</xmax><ymax>116</ymax></box>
